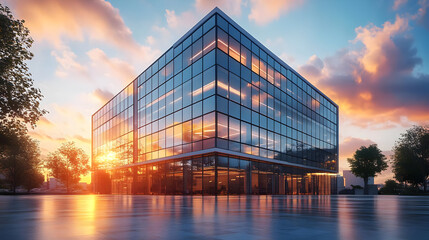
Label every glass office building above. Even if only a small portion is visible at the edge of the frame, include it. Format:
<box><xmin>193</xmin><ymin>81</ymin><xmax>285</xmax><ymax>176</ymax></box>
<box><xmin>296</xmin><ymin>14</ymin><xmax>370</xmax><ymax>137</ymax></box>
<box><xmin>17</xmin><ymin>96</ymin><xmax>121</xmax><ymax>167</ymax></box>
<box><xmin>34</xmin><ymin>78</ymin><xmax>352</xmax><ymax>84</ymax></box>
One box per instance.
<box><xmin>92</xmin><ymin>8</ymin><xmax>338</xmax><ymax>195</ymax></box>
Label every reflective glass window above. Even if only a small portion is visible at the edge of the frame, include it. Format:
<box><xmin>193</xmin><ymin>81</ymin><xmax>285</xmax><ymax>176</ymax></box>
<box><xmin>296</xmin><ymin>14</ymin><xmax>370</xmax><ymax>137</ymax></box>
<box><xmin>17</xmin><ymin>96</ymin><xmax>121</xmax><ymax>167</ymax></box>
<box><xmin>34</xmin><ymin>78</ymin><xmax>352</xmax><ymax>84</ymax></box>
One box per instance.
<box><xmin>229</xmin><ymin>117</ymin><xmax>240</xmax><ymax>142</ymax></box>
<box><xmin>203</xmin><ymin>28</ymin><xmax>215</xmax><ymax>55</ymax></box>
<box><xmin>217</xmin><ymin>113</ymin><xmax>228</xmax><ymax>139</ymax></box>
<box><xmin>203</xmin><ymin>112</ymin><xmax>215</xmax><ymax>139</ymax></box>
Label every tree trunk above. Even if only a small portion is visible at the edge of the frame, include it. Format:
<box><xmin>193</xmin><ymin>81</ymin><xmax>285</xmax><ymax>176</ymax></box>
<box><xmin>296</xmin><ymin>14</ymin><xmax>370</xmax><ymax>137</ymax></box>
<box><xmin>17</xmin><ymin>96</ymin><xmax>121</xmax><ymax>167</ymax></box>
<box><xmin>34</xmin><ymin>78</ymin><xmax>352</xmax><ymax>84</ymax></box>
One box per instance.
<box><xmin>66</xmin><ymin>167</ymin><xmax>69</xmax><ymax>194</ymax></box>
<box><xmin>364</xmin><ymin>177</ymin><xmax>369</xmax><ymax>195</ymax></box>
<box><xmin>424</xmin><ymin>179</ymin><xmax>427</xmax><ymax>193</ymax></box>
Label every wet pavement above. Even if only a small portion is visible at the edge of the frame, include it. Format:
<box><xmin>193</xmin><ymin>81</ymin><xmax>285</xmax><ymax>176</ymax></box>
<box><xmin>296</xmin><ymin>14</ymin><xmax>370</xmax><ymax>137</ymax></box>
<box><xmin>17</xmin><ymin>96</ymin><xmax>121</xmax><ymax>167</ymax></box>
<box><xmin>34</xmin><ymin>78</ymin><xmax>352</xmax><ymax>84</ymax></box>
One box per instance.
<box><xmin>0</xmin><ymin>195</ymin><xmax>428</xmax><ymax>239</ymax></box>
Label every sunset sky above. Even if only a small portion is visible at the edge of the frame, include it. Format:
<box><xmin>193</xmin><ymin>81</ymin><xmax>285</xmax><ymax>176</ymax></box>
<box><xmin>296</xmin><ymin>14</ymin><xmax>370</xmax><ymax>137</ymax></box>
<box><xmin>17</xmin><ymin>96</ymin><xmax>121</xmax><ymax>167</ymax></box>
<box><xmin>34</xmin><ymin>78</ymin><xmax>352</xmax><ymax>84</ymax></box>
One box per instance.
<box><xmin>3</xmin><ymin>0</ymin><xmax>429</xmax><ymax>184</ymax></box>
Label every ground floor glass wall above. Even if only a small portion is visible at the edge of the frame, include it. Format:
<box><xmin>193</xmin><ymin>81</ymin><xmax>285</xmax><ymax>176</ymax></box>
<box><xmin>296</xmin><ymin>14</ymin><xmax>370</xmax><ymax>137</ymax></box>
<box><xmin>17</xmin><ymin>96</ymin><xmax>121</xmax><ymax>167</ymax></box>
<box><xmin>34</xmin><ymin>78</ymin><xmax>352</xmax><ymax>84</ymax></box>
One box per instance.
<box><xmin>95</xmin><ymin>154</ymin><xmax>336</xmax><ymax>195</ymax></box>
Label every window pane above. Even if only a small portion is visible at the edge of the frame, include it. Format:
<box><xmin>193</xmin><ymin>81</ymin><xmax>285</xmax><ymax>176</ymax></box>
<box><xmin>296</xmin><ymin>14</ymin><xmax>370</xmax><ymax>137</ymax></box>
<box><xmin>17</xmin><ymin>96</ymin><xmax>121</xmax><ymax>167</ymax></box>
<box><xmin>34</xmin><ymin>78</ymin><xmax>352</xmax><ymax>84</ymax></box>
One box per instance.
<box><xmin>229</xmin><ymin>101</ymin><xmax>240</xmax><ymax>119</ymax></box>
<box><xmin>217</xmin><ymin>156</ymin><xmax>228</xmax><ymax>195</ymax></box>
<box><xmin>203</xmin><ymin>50</ymin><xmax>215</xmax><ymax>70</ymax></box>
<box><xmin>166</xmin><ymin>61</ymin><xmax>173</xmax><ymax>80</ymax></box>
<box><xmin>241</xmin><ymin>121</ymin><xmax>251</xmax><ymax>144</ymax></box>
<box><xmin>173</xmin><ymin>86</ymin><xmax>182</xmax><ymax>111</ymax></box>
<box><xmin>192</xmin><ymin>101</ymin><xmax>202</xmax><ymax>118</ymax></box>
<box><xmin>260</xmin><ymin>128</ymin><xmax>267</xmax><ymax>148</ymax></box>
<box><xmin>183</xmin><ymin>47</ymin><xmax>192</xmax><ymax>69</ymax></box>
<box><xmin>251</xmin><ymin>85</ymin><xmax>259</xmax><ymax>112</ymax></box>
<box><xmin>183</xmin><ymin>120</ymin><xmax>192</xmax><ymax>144</ymax></box>
<box><xmin>174</xmin><ymin>124</ymin><xmax>182</xmax><ymax>146</ymax></box>
<box><xmin>203</xmin><ymin>112</ymin><xmax>215</xmax><ymax>139</ymax></box>
<box><xmin>203</xmin><ymin>66</ymin><xmax>215</xmax><ymax>98</ymax></box>
<box><xmin>156</xmin><ymin>130</ymin><xmax>164</xmax><ymax>150</ymax></box>
<box><xmin>229</xmin><ymin>36</ymin><xmax>240</xmax><ymax>62</ymax></box>
<box><xmin>192</xmin><ymin>117</ymin><xmax>203</xmax><ymax>141</ymax></box>
<box><xmin>217</xmin><ymin>66</ymin><xmax>229</xmax><ymax>98</ymax></box>
<box><xmin>166</xmin><ymin>127</ymin><xmax>173</xmax><ymax>148</ymax></box>
<box><xmin>191</xmin><ymin>38</ymin><xmax>202</xmax><ymax>62</ymax></box>
<box><xmin>174</xmin><ymin>54</ymin><xmax>182</xmax><ymax>75</ymax></box>
<box><xmin>260</xmin><ymin>60</ymin><xmax>267</xmax><ymax>79</ymax></box>
<box><xmin>252</xmin><ymin>54</ymin><xmax>259</xmax><ymax>74</ymax></box>
<box><xmin>183</xmin><ymin>80</ymin><xmax>192</xmax><ymax>107</ymax></box>
<box><xmin>252</xmin><ymin>125</ymin><xmax>259</xmax><ymax>146</ymax></box>
<box><xmin>229</xmin><ymin>117</ymin><xmax>240</xmax><ymax>142</ymax></box>
<box><xmin>241</xmin><ymin>45</ymin><xmax>251</xmax><ymax>69</ymax></box>
<box><xmin>229</xmin><ymin>73</ymin><xmax>241</xmax><ymax>103</ymax></box>
<box><xmin>192</xmin><ymin>74</ymin><xmax>202</xmax><ymax>103</ymax></box>
<box><xmin>203</xmin><ymin>28</ymin><xmax>215</xmax><ymax>55</ymax></box>
<box><xmin>217</xmin><ymin>28</ymin><xmax>228</xmax><ymax>53</ymax></box>
<box><xmin>217</xmin><ymin>113</ymin><xmax>228</xmax><ymax>139</ymax></box>
<box><xmin>241</xmin><ymin>79</ymin><xmax>251</xmax><ymax>108</ymax></box>
<box><xmin>203</xmin><ymin>96</ymin><xmax>215</xmax><ymax>114</ymax></box>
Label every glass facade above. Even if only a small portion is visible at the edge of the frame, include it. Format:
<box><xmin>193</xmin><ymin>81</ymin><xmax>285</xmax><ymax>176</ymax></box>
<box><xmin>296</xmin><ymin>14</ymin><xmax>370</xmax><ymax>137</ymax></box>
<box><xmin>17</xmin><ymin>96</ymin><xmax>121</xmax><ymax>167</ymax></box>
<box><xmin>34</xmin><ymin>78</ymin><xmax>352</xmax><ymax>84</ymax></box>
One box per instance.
<box><xmin>92</xmin><ymin>8</ymin><xmax>338</xmax><ymax>195</ymax></box>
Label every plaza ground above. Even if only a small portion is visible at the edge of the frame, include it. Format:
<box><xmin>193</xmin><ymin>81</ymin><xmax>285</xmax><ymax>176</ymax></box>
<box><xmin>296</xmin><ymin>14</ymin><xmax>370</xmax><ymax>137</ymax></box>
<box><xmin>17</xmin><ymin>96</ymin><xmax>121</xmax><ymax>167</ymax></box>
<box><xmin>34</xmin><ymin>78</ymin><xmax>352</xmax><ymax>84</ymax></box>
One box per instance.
<box><xmin>0</xmin><ymin>195</ymin><xmax>428</xmax><ymax>239</ymax></box>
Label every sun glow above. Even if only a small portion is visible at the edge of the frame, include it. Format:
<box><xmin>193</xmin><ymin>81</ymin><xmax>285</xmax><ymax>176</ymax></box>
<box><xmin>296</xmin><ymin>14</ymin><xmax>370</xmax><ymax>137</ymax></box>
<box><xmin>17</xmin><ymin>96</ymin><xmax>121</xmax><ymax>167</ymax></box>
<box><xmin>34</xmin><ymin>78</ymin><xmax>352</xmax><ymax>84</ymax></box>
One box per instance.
<box><xmin>96</xmin><ymin>151</ymin><xmax>117</xmax><ymax>169</ymax></box>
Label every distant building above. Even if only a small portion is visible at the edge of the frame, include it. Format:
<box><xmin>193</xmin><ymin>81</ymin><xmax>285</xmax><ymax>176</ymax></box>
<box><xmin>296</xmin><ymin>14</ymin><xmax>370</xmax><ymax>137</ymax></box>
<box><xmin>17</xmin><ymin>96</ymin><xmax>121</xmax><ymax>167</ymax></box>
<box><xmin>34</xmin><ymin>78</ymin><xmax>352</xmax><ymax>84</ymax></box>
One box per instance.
<box><xmin>47</xmin><ymin>178</ymin><xmax>63</xmax><ymax>190</ymax></box>
<box><xmin>336</xmin><ymin>174</ymin><xmax>345</xmax><ymax>193</ymax></box>
<box><xmin>343</xmin><ymin>170</ymin><xmax>374</xmax><ymax>188</ymax></box>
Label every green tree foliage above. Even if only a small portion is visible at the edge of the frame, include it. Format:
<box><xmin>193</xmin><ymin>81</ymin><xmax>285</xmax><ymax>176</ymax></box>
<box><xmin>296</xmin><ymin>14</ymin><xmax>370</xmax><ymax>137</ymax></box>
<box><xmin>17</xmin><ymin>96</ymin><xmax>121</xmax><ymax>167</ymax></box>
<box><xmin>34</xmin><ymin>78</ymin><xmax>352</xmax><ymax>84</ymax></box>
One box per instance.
<box><xmin>0</xmin><ymin>4</ymin><xmax>46</xmax><ymax>127</ymax></box>
<box><xmin>347</xmin><ymin>144</ymin><xmax>388</xmax><ymax>194</ymax></box>
<box><xmin>379</xmin><ymin>179</ymin><xmax>402</xmax><ymax>195</ymax></box>
<box><xmin>392</xmin><ymin>125</ymin><xmax>429</xmax><ymax>192</ymax></box>
<box><xmin>0</xmin><ymin>121</ymin><xmax>44</xmax><ymax>193</ymax></box>
<box><xmin>45</xmin><ymin>142</ymin><xmax>89</xmax><ymax>193</ymax></box>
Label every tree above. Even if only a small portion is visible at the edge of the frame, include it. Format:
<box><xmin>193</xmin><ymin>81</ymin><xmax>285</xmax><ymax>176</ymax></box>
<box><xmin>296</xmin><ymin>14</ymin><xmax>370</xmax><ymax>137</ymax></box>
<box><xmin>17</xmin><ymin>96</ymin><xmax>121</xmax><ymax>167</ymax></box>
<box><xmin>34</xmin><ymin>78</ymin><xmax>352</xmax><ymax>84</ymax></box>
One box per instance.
<box><xmin>0</xmin><ymin>4</ymin><xmax>46</xmax><ymax>127</ymax></box>
<box><xmin>0</xmin><ymin>121</ymin><xmax>43</xmax><ymax>193</ymax></box>
<box><xmin>379</xmin><ymin>179</ymin><xmax>401</xmax><ymax>195</ymax></box>
<box><xmin>392</xmin><ymin>125</ymin><xmax>429</xmax><ymax>192</ymax></box>
<box><xmin>347</xmin><ymin>144</ymin><xmax>388</xmax><ymax>195</ymax></box>
<box><xmin>22</xmin><ymin>167</ymin><xmax>44</xmax><ymax>192</ymax></box>
<box><xmin>45</xmin><ymin>142</ymin><xmax>89</xmax><ymax>193</ymax></box>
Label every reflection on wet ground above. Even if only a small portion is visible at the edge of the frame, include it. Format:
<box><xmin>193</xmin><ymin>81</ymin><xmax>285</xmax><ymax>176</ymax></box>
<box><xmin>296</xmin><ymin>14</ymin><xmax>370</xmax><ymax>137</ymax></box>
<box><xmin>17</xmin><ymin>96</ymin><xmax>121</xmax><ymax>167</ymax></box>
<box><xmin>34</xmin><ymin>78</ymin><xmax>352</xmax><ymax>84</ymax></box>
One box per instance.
<box><xmin>0</xmin><ymin>195</ymin><xmax>428</xmax><ymax>239</ymax></box>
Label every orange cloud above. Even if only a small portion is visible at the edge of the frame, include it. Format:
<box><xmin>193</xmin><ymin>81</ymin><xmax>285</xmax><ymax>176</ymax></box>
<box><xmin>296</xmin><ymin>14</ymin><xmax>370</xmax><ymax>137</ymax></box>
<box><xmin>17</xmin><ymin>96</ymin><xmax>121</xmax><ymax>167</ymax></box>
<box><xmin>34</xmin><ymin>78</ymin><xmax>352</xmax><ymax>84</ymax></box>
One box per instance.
<box><xmin>87</xmin><ymin>48</ymin><xmax>136</xmax><ymax>84</ymax></box>
<box><xmin>355</xmin><ymin>15</ymin><xmax>408</xmax><ymax>76</ymax></box>
<box><xmin>248</xmin><ymin>0</ymin><xmax>304</xmax><ymax>25</ymax></box>
<box><xmin>92</xmin><ymin>89</ymin><xmax>114</xmax><ymax>104</ymax></box>
<box><xmin>299</xmin><ymin>15</ymin><xmax>429</xmax><ymax>128</ymax></box>
<box><xmin>29</xmin><ymin>104</ymin><xmax>92</xmax><ymax>159</ymax></box>
<box><xmin>5</xmin><ymin>0</ymin><xmax>138</xmax><ymax>53</ymax></box>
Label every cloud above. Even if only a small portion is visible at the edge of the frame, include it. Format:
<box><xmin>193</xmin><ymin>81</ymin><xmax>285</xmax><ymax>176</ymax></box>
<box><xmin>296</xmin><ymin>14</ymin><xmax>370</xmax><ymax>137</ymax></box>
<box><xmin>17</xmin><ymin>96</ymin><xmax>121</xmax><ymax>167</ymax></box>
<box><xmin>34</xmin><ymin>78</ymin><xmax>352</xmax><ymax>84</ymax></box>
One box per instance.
<box><xmin>248</xmin><ymin>0</ymin><xmax>304</xmax><ymax>25</ymax></box>
<box><xmin>393</xmin><ymin>0</ymin><xmax>407</xmax><ymax>10</ymax></box>
<box><xmin>92</xmin><ymin>88</ymin><xmax>114</xmax><ymax>104</ymax></box>
<box><xmin>340</xmin><ymin>137</ymin><xmax>376</xmax><ymax>159</ymax></box>
<box><xmin>28</xmin><ymin>104</ymin><xmax>92</xmax><ymax>157</ymax></box>
<box><xmin>299</xmin><ymin>15</ymin><xmax>429</xmax><ymax>127</ymax></box>
<box><xmin>37</xmin><ymin>117</ymin><xmax>53</xmax><ymax>127</ymax></box>
<box><xmin>195</xmin><ymin>0</ymin><xmax>243</xmax><ymax>16</ymax></box>
<box><xmin>165</xmin><ymin>9</ymin><xmax>199</xmax><ymax>35</ymax></box>
<box><xmin>87</xmin><ymin>48</ymin><xmax>136</xmax><ymax>84</ymax></box>
<box><xmin>73</xmin><ymin>135</ymin><xmax>91</xmax><ymax>144</ymax></box>
<box><xmin>51</xmin><ymin>47</ymin><xmax>89</xmax><ymax>78</ymax></box>
<box><xmin>416</xmin><ymin>0</ymin><xmax>429</xmax><ymax>30</ymax></box>
<box><xmin>299</xmin><ymin>55</ymin><xmax>324</xmax><ymax>81</ymax></box>
<box><xmin>5</xmin><ymin>0</ymin><xmax>138</xmax><ymax>52</ymax></box>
